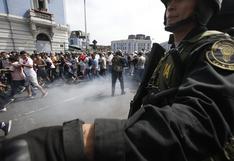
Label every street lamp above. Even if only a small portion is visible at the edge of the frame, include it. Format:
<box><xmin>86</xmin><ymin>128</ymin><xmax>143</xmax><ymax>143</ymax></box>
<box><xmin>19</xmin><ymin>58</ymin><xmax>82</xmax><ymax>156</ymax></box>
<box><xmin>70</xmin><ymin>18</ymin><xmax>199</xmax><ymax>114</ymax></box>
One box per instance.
<box><xmin>84</xmin><ymin>0</ymin><xmax>88</xmax><ymax>53</ymax></box>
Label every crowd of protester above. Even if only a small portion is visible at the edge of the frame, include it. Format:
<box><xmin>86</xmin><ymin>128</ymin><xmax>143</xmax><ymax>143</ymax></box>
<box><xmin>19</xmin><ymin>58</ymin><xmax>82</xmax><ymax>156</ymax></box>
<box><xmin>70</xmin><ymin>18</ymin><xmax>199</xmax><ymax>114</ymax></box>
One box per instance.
<box><xmin>0</xmin><ymin>50</ymin><xmax>147</xmax><ymax>85</ymax></box>
<box><xmin>0</xmin><ymin>49</ymin><xmax>147</xmax><ymax>136</ymax></box>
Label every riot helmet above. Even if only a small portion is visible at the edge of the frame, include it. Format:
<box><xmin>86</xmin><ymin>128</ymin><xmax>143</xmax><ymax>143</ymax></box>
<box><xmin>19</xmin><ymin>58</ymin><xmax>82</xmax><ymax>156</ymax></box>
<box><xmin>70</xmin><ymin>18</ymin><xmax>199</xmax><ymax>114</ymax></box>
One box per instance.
<box><xmin>161</xmin><ymin>0</ymin><xmax>223</xmax><ymax>32</ymax></box>
<box><xmin>115</xmin><ymin>50</ymin><xmax>123</xmax><ymax>56</ymax></box>
<box><xmin>207</xmin><ymin>0</ymin><xmax>234</xmax><ymax>35</ymax></box>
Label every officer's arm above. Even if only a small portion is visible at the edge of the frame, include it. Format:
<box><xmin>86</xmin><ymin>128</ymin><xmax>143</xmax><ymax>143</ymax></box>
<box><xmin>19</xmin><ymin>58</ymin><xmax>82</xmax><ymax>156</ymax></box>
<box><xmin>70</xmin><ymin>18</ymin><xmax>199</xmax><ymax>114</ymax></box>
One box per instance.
<box><xmin>0</xmin><ymin>120</ymin><xmax>96</xmax><ymax>161</ymax></box>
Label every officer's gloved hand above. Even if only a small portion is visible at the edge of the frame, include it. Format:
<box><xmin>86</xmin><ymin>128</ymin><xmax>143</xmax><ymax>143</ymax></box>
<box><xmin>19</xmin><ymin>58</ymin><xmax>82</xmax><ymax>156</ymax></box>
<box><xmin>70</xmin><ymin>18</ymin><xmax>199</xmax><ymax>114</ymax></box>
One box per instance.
<box><xmin>0</xmin><ymin>126</ymin><xmax>66</xmax><ymax>161</ymax></box>
<box><xmin>0</xmin><ymin>138</ymin><xmax>31</xmax><ymax>161</ymax></box>
<box><xmin>0</xmin><ymin>119</ymin><xmax>85</xmax><ymax>161</ymax></box>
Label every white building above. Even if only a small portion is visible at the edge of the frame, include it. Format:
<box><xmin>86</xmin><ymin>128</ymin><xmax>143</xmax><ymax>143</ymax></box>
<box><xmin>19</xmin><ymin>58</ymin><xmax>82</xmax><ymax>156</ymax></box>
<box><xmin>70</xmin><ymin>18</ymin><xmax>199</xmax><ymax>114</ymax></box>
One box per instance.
<box><xmin>111</xmin><ymin>34</ymin><xmax>152</xmax><ymax>54</ymax></box>
<box><xmin>0</xmin><ymin>0</ymin><xmax>69</xmax><ymax>53</ymax></box>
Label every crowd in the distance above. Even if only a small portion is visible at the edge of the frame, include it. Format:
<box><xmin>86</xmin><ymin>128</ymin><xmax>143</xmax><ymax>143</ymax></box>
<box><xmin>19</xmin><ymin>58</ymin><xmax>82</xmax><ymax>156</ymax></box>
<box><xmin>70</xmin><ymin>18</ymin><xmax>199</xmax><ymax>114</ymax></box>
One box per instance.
<box><xmin>0</xmin><ymin>49</ymin><xmax>147</xmax><ymax>136</ymax></box>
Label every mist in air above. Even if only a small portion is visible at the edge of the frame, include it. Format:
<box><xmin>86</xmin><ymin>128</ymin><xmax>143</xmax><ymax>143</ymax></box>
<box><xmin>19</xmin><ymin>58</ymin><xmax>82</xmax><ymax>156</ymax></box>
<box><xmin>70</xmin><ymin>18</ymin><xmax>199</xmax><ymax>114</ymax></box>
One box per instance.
<box><xmin>44</xmin><ymin>77</ymin><xmax>137</xmax><ymax>121</ymax></box>
<box><xmin>3</xmin><ymin>76</ymin><xmax>138</xmax><ymax>137</ymax></box>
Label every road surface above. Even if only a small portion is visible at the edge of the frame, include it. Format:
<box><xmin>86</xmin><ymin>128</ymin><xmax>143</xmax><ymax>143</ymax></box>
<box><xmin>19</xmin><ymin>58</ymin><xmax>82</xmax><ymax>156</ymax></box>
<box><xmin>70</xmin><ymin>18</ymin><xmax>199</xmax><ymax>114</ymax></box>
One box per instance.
<box><xmin>0</xmin><ymin>76</ymin><xmax>138</xmax><ymax>138</ymax></box>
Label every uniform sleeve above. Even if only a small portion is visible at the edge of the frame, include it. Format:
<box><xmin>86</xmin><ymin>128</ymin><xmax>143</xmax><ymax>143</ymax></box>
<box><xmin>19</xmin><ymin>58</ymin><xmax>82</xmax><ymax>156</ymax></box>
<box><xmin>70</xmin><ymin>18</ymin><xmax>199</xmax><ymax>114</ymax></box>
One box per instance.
<box><xmin>94</xmin><ymin>53</ymin><xmax>234</xmax><ymax>161</ymax></box>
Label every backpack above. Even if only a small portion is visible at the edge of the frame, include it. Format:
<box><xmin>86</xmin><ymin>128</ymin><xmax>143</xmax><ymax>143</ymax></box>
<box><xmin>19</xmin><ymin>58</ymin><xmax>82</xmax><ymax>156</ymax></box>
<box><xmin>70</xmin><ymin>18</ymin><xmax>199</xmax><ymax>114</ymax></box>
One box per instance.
<box><xmin>112</xmin><ymin>56</ymin><xmax>124</xmax><ymax>72</ymax></box>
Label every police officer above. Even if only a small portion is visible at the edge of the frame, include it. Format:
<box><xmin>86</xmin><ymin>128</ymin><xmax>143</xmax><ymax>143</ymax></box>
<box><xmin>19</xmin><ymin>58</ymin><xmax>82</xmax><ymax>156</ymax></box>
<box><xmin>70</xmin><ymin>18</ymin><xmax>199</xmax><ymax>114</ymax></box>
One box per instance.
<box><xmin>111</xmin><ymin>50</ymin><xmax>126</xmax><ymax>96</ymax></box>
<box><xmin>1</xmin><ymin>0</ymin><xmax>234</xmax><ymax>161</ymax></box>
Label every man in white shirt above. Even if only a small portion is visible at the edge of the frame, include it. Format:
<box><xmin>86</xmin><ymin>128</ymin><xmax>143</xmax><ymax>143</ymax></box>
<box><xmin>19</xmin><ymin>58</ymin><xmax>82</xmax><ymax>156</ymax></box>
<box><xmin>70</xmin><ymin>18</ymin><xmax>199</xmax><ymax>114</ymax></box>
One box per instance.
<box><xmin>20</xmin><ymin>51</ymin><xmax>47</xmax><ymax>98</ymax></box>
<box><xmin>99</xmin><ymin>53</ymin><xmax>107</xmax><ymax>76</ymax></box>
<box><xmin>136</xmin><ymin>51</ymin><xmax>146</xmax><ymax>81</ymax></box>
<box><xmin>107</xmin><ymin>51</ymin><xmax>113</xmax><ymax>74</ymax></box>
<box><xmin>44</xmin><ymin>54</ymin><xmax>56</xmax><ymax>81</ymax></box>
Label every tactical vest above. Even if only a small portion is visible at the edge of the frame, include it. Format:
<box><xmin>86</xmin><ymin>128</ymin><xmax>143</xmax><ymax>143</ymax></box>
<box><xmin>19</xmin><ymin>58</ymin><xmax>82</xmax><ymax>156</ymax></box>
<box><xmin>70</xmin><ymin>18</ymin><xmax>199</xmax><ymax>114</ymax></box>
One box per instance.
<box><xmin>147</xmin><ymin>31</ymin><xmax>234</xmax><ymax>161</ymax></box>
<box><xmin>112</xmin><ymin>56</ymin><xmax>124</xmax><ymax>72</ymax></box>
<box><xmin>147</xmin><ymin>31</ymin><xmax>232</xmax><ymax>94</ymax></box>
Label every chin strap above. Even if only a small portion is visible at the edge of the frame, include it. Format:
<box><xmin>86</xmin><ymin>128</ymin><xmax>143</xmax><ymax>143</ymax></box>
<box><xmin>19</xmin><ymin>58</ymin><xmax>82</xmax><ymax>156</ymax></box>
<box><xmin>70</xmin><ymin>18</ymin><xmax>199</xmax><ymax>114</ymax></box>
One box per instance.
<box><xmin>165</xmin><ymin>16</ymin><xmax>196</xmax><ymax>32</ymax></box>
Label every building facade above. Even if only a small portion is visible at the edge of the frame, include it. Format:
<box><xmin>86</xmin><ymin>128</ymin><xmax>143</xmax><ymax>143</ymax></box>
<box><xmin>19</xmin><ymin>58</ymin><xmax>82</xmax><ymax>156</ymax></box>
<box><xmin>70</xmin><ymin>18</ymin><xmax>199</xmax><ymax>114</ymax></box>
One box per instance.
<box><xmin>111</xmin><ymin>34</ymin><xmax>152</xmax><ymax>54</ymax></box>
<box><xmin>0</xmin><ymin>0</ymin><xmax>69</xmax><ymax>53</ymax></box>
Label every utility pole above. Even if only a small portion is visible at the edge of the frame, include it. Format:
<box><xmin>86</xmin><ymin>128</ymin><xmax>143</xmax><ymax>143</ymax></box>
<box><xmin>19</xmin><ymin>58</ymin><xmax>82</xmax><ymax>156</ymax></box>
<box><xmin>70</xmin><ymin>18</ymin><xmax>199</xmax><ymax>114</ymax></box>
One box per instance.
<box><xmin>84</xmin><ymin>0</ymin><xmax>88</xmax><ymax>53</ymax></box>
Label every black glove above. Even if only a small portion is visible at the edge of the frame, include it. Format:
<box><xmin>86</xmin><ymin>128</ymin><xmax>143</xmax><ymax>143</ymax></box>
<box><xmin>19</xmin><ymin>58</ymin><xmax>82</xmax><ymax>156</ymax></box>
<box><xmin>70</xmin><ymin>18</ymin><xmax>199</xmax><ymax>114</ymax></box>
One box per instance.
<box><xmin>0</xmin><ymin>119</ymin><xmax>86</xmax><ymax>161</ymax></box>
<box><xmin>0</xmin><ymin>138</ymin><xmax>31</xmax><ymax>161</ymax></box>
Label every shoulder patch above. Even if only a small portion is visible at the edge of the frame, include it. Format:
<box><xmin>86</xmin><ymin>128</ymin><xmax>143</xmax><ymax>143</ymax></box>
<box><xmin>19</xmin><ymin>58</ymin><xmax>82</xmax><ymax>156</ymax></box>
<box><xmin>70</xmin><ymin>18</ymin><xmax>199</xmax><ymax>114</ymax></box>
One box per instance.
<box><xmin>206</xmin><ymin>40</ymin><xmax>234</xmax><ymax>71</ymax></box>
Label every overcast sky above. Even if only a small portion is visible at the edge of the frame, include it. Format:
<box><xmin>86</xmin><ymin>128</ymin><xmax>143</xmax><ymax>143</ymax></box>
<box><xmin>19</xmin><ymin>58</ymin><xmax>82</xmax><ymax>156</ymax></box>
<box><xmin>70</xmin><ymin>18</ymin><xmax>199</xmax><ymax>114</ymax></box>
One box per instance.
<box><xmin>65</xmin><ymin>0</ymin><xmax>170</xmax><ymax>45</ymax></box>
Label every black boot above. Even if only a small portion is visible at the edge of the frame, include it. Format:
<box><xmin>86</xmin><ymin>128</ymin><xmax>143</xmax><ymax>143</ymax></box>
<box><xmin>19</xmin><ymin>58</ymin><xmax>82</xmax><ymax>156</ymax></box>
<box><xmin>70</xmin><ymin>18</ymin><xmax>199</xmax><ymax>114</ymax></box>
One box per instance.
<box><xmin>112</xmin><ymin>88</ymin><xmax>115</xmax><ymax>96</ymax></box>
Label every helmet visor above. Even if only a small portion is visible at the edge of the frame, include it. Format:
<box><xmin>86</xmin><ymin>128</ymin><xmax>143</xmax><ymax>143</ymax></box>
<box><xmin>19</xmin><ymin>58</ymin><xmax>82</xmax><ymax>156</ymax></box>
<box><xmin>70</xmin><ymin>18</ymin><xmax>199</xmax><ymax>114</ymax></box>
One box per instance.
<box><xmin>161</xmin><ymin>0</ymin><xmax>169</xmax><ymax>6</ymax></box>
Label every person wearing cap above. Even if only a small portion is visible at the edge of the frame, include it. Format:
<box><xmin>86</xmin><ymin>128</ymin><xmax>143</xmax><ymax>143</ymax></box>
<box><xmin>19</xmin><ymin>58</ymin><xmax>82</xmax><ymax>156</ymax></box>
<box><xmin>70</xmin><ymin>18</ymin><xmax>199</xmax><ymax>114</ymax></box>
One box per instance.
<box><xmin>1</xmin><ymin>0</ymin><xmax>234</xmax><ymax>161</ymax></box>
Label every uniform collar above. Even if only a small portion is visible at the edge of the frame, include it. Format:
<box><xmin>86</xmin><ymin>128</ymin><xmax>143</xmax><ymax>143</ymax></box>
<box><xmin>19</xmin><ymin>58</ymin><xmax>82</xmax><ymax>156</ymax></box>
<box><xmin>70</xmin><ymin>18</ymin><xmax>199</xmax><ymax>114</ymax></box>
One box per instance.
<box><xmin>177</xmin><ymin>26</ymin><xmax>207</xmax><ymax>48</ymax></box>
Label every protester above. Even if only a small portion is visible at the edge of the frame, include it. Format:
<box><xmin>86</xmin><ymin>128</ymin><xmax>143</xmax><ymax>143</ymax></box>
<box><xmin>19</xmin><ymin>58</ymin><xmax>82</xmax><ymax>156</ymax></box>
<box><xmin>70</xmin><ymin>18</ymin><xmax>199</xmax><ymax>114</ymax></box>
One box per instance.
<box><xmin>106</xmin><ymin>51</ymin><xmax>113</xmax><ymax>74</ymax></box>
<box><xmin>0</xmin><ymin>81</ymin><xmax>14</xmax><ymax>112</ymax></box>
<box><xmin>136</xmin><ymin>51</ymin><xmax>146</xmax><ymax>82</ymax></box>
<box><xmin>99</xmin><ymin>53</ymin><xmax>107</xmax><ymax>76</ymax></box>
<box><xmin>9</xmin><ymin>55</ymin><xmax>26</xmax><ymax>98</ymax></box>
<box><xmin>33</xmin><ymin>54</ymin><xmax>50</xmax><ymax>85</ymax></box>
<box><xmin>20</xmin><ymin>51</ymin><xmax>48</xmax><ymax>98</ymax></box>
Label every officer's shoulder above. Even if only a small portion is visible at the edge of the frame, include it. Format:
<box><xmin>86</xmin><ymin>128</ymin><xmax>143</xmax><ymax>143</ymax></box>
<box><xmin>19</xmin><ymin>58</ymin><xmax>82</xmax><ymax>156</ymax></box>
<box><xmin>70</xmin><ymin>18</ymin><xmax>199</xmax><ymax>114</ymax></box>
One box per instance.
<box><xmin>188</xmin><ymin>30</ymin><xmax>227</xmax><ymax>43</ymax></box>
<box><xmin>206</xmin><ymin>38</ymin><xmax>234</xmax><ymax>71</ymax></box>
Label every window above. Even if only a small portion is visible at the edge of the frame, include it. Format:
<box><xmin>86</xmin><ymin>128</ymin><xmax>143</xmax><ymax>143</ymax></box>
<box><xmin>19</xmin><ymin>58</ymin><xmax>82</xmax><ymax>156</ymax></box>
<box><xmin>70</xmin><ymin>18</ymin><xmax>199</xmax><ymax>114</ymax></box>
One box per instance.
<box><xmin>38</xmin><ymin>0</ymin><xmax>45</xmax><ymax>9</ymax></box>
<box><xmin>33</xmin><ymin>0</ymin><xmax>47</xmax><ymax>10</ymax></box>
<box><xmin>36</xmin><ymin>33</ymin><xmax>50</xmax><ymax>41</ymax></box>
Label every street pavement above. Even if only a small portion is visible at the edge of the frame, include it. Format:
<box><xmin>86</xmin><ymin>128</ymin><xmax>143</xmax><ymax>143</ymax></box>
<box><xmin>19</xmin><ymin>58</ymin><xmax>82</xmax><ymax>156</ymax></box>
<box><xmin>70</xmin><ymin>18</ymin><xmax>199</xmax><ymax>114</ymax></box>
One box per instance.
<box><xmin>0</xmin><ymin>75</ymin><xmax>138</xmax><ymax>138</ymax></box>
